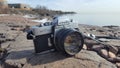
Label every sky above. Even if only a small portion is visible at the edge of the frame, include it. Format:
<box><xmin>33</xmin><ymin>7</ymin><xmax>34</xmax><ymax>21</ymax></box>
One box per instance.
<box><xmin>7</xmin><ymin>0</ymin><xmax>120</xmax><ymax>13</ymax></box>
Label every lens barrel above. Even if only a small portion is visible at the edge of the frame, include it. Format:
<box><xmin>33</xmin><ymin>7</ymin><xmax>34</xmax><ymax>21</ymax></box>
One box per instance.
<box><xmin>55</xmin><ymin>29</ymin><xmax>84</xmax><ymax>56</ymax></box>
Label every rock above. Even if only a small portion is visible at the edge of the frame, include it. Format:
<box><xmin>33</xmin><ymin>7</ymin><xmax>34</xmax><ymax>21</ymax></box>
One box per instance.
<box><xmin>118</xmin><ymin>48</ymin><xmax>120</xmax><ymax>57</ymax></box>
<box><xmin>0</xmin><ymin>35</ymin><xmax>6</xmax><ymax>38</ymax></box>
<box><xmin>11</xmin><ymin>27</ymin><xmax>23</xmax><ymax>31</ymax></box>
<box><xmin>92</xmin><ymin>45</ymin><xmax>105</xmax><ymax>51</ymax></box>
<box><xmin>108</xmin><ymin>46</ymin><xmax>118</xmax><ymax>55</ymax></box>
<box><xmin>108</xmin><ymin>57</ymin><xmax>120</xmax><ymax>63</ymax></box>
<box><xmin>0</xmin><ymin>48</ymin><xmax>7</xmax><ymax>61</ymax></box>
<box><xmin>4</xmin><ymin>50</ymin><xmax>33</xmax><ymax>68</ymax></box>
<box><xmin>85</xmin><ymin>39</ymin><xmax>99</xmax><ymax>45</ymax></box>
<box><xmin>6</xmin><ymin>39</ymin><xmax>15</xmax><ymax>41</ymax></box>
<box><xmin>106</xmin><ymin>39</ymin><xmax>120</xmax><ymax>47</ymax></box>
<box><xmin>0</xmin><ymin>33</ymin><xmax>3</xmax><ymax>36</ymax></box>
<box><xmin>118</xmin><ymin>46</ymin><xmax>120</xmax><ymax>50</ymax></box>
<box><xmin>118</xmin><ymin>54</ymin><xmax>120</xmax><ymax>57</ymax></box>
<box><xmin>97</xmin><ymin>29</ymin><xmax>105</xmax><ymax>32</ymax></box>
<box><xmin>0</xmin><ymin>38</ymin><xmax>6</xmax><ymax>43</ymax></box>
<box><xmin>116</xmin><ymin>63</ymin><xmax>120</xmax><ymax>68</ymax></box>
<box><xmin>3</xmin><ymin>33</ymin><xmax>34</xmax><ymax>68</ymax></box>
<box><xmin>22</xmin><ymin>50</ymin><xmax>117</xmax><ymax>68</ymax></box>
<box><xmin>100</xmin><ymin>49</ymin><xmax>109</xmax><ymax>59</ymax></box>
<box><xmin>83</xmin><ymin>44</ymin><xmax>87</xmax><ymax>50</ymax></box>
<box><xmin>84</xmin><ymin>39</ymin><xmax>100</xmax><ymax>49</ymax></box>
<box><xmin>108</xmin><ymin>51</ymin><xmax>116</xmax><ymax>58</ymax></box>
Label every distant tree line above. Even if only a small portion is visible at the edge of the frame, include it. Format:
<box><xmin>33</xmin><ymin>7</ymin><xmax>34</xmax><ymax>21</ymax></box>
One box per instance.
<box><xmin>32</xmin><ymin>5</ymin><xmax>76</xmax><ymax>16</ymax></box>
<box><xmin>0</xmin><ymin>5</ymin><xmax>76</xmax><ymax>16</ymax></box>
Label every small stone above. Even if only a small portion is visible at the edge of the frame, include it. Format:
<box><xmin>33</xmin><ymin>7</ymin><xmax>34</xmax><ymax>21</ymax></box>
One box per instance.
<box><xmin>100</xmin><ymin>49</ymin><xmax>109</xmax><ymax>59</ymax></box>
<box><xmin>108</xmin><ymin>51</ymin><xmax>116</xmax><ymax>58</ymax></box>
<box><xmin>83</xmin><ymin>44</ymin><xmax>87</xmax><ymax>50</ymax></box>
<box><xmin>116</xmin><ymin>63</ymin><xmax>120</xmax><ymax>68</ymax></box>
<box><xmin>108</xmin><ymin>57</ymin><xmax>120</xmax><ymax>63</ymax></box>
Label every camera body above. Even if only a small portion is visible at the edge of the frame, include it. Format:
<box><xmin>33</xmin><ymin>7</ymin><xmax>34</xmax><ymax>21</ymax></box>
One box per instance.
<box><xmin>27</xmin><ymin>17</ymin><xmax>84</xmax><ymax>56</ymax></box>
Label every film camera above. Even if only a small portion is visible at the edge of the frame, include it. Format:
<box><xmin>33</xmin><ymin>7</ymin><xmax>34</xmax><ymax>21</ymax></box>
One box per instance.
<box><xmin>27</xmin><ymin>17</ymin><xmax>84</xmax><ymax>56</ymax></box>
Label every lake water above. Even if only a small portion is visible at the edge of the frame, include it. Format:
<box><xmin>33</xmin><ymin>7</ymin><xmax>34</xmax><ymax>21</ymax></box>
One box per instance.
<box><xmin>61</xmin><ymin>13</ymin><xmax>120</xmax><ymax>26</ymax></box>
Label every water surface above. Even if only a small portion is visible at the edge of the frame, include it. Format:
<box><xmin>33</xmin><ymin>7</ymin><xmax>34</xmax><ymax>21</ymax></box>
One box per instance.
<box><xmin>61</xmin><ymin>13</ymin><xmax>120</xmax><ymax>26</ymax></box>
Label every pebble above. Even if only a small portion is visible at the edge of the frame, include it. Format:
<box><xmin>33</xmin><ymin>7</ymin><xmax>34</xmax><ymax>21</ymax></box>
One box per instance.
<box><xmin>100</xmin><ymin>49</ymin><xmax>109</xmax><ymax>59</ymax></box>
<box><xmin>108</xmin><ymin>51</ymin><xmax>116</xmax><ymax>58</ymax></box>
<box><xmin>116</xmin><ymin>63</ymin><xmax>120</xmax><ymax>68</ymax></box>
<box><xmin>83</xmin><ymin>44</ymin><xmax>87</xmax><ymax>50</ymax></box>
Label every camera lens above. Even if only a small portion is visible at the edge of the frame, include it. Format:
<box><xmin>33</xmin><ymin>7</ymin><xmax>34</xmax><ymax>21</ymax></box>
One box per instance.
<box><xmin>64</xmin><ymin>33</ymin><xmax>82</xmax><ymax>55</ymax></box>
<box><xmin>55</xmin><ymin>29</ymin><xmax>84</xmax><ymax>56</ymax></box>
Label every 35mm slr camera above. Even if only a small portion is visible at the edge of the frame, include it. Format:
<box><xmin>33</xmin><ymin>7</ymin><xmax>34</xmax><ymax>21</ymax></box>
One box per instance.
<box><xmin>27</xmin><ymin>17</ymin><xmax>84</xmax><ymax>56</ymax></box>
